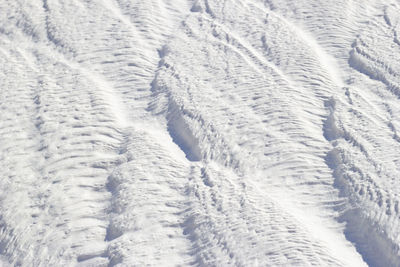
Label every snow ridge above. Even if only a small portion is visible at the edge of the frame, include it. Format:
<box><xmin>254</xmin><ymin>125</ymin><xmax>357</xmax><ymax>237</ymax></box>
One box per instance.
<box><xmin>1</xmin><ymin>0</ymin><xmax>400</xmax><ymax>266</ymax></box>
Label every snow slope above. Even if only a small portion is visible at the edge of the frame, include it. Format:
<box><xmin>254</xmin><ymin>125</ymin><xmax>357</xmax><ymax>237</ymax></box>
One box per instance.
<box><xmin>0</xmin><ymin>0</ymin><xmax>400</xmax><ymax>266</ymax></box>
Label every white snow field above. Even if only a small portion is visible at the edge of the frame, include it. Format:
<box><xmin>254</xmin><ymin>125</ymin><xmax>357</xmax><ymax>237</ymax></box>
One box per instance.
<box><xmin>1</xmin><ymin>0</ymin><xmax>400</xmax><ymax>266</ymax></box>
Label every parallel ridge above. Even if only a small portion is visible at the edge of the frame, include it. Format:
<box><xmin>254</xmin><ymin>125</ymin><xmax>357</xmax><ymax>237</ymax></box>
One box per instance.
<box><xmin>2</xmin><ymin>0</ymin><xmax>400</xmax><ymax>266</ymax></box>
<box><xmin>266</xmin><ymin>0</ymin><xmax>400</xmax><ymax>265</ymax></box>
<box><xmin>150</xmin><ymin>0</ymin><xmax>367</xmax><ymax>265</ymax></box>
<box><xmin>1</xmin><ymin>0</ymin><xmax>196</xmax><ymax>266</ymax></box>
<box><xmin>0</xmin><ymin>41</ymin><xmax>124</xmax><ymax>265</ymax></box>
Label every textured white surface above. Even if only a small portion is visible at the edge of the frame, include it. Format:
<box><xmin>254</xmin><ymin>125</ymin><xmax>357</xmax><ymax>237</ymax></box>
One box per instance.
<box><xmin>0</xmin><ymin>0</ymin><xmax>400</xmax><ymax>266</ymax></box>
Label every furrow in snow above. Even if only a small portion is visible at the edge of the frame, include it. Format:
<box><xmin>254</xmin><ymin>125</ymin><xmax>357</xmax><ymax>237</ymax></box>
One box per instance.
<box><xmin>148</xmin><ymin>1</ymin><xmax>367</xmax><ymax>264</ymax></box>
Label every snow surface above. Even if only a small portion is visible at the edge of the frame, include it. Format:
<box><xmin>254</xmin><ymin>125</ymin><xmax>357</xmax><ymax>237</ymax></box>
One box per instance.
<box><xmin>1</xmin><ymin>0</ymin><xmax>400</xmax><ymax>266</ymax></box>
